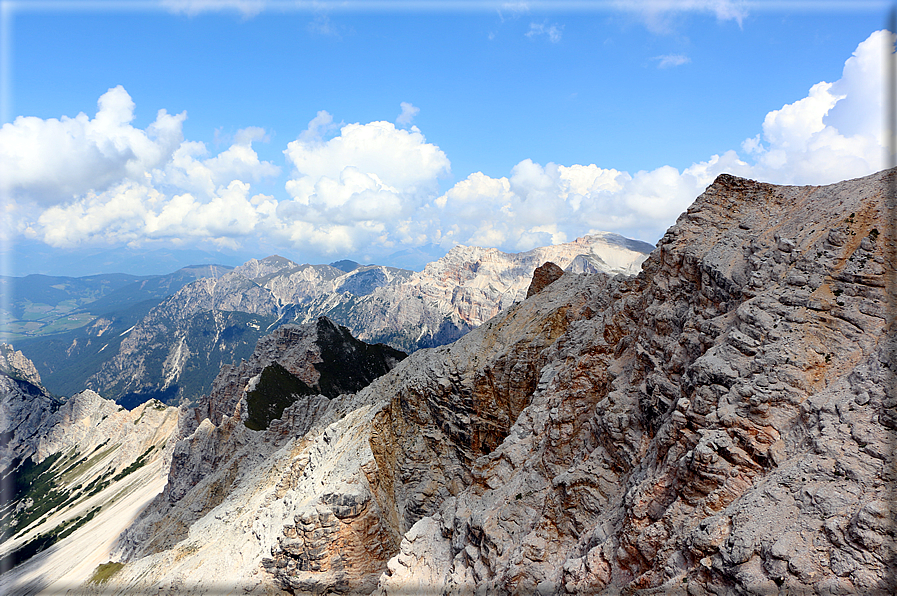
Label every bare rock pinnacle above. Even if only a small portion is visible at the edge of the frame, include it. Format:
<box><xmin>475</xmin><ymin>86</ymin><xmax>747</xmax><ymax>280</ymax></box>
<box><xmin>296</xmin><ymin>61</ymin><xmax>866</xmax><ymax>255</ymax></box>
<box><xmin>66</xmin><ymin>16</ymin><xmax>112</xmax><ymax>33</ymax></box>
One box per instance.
<box><xmin>526</xmin><ymin>261</ymin><xmax>565</xmax><ymax>298</ymax></box>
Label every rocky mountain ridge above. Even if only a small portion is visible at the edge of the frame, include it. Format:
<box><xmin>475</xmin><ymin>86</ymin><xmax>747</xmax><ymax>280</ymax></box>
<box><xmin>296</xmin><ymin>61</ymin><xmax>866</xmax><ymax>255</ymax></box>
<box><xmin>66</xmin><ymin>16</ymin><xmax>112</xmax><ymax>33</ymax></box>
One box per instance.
<box><xmin>0</xmin><ymin>367</ymin><xmax>178</xmax><ymax>593</ymax></box>
<box><xmin>9</xmin><ymin>263</ymin><xmax>236</xmax><ymax>400</ymax></box>
<box><xmin>194</xmin><ymin>316</ymin><xmax>407</xmax><ymax>432</ymax></box>
<box><xmin>79</xmin><ymin>233</ymin><xmax>650</xmax><ymax>405</ymax></box>
<box><xmin>372</xmin><ymin>170</ymin><xmax>896</xmax><ymax>595</ymax></box>
<box><xmin>104</xmin><ymin>256</ymin><xmax>606</xmax><ymax>595</ymax></box>
<box><xmin>0</xmin><ymin>344</ymin><xmax>42</xmax><ymax>387</ymax></box>
<box><xmin>323</xmin><ymin>232</ymin><xmax>652</xmax><ymax>351</ymax></box>
<box><xmin>0</xmin><ymin>317</ymin><xmax>406</xmax><ymax>594</ymax></box>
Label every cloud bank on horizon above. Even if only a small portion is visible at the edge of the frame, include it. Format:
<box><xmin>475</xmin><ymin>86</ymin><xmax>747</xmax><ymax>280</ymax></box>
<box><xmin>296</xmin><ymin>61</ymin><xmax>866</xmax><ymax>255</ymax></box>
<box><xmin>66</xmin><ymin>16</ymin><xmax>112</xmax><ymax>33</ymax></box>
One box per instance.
<box><xmin>1</xmin><ymin>29</ymin><xmax>892</xmax><ymax>264</ymax></box>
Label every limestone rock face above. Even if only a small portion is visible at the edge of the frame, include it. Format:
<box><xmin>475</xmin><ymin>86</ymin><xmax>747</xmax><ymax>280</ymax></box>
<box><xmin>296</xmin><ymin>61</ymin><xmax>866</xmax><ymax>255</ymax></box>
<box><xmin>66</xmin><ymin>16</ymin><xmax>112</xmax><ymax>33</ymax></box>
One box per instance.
<box><xmin>0</xmin><ymin>368</ymin><xmax>58</xmax><ymax>470</ymax></box>
<box><xmin>0</xmin><ymin>343</ymin><xmax>42</xmax><ymax>386</ymax></box>
<box><xmin>333</xmin><ymin>233</ymin><xmax>651</xmax><ymax>352</ymax></box>
<box><xmin>106</xmin><ymin>268</ymin><xmax>606</xmax><ymax>595</ymax></box>
<box><xmin>108</xmin><ymin>317</ymin><xmax>409</xmax><ymax>592</ymax></box>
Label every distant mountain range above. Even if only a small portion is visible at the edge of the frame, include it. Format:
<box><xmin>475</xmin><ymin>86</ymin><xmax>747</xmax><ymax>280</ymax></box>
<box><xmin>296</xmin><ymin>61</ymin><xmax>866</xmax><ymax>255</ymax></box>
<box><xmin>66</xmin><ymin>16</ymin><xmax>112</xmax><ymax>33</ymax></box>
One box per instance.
<box><xmin>3</xmin><ymin>240</ymin><xmax>253</xmax><ymax>277</ymax></box>
<box><xmin>10</xmin><ymin>233</ymin><xmax>652</xmax><ymax>406</ymax></box>
<box><xmin>1</xmin><ymin>264</ymin><xmax>234</xmax><ymax>340</ymax></box>
<box><xmin>3</xmin><ymin>240</ymin><xmax>451</xmax><ymax>279</ymax></box>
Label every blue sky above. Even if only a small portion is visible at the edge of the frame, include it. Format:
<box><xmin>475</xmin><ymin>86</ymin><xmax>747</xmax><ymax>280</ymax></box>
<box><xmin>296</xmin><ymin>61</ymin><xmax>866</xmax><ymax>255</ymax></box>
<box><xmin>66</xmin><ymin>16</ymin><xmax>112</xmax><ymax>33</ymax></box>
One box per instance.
<box><xmin>0</xmin><ymin>1</ymin><xmax>892</xmax><ymax>275</ymax></box>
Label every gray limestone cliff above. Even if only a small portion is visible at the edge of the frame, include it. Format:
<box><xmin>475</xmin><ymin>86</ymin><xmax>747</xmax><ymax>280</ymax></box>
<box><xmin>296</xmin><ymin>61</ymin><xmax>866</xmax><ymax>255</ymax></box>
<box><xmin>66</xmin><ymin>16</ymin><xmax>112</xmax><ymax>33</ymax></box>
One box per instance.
<box><xmin>0</xmin><ymin>344</ymin><xmax>42</xmax><ymax>387</ymax></box>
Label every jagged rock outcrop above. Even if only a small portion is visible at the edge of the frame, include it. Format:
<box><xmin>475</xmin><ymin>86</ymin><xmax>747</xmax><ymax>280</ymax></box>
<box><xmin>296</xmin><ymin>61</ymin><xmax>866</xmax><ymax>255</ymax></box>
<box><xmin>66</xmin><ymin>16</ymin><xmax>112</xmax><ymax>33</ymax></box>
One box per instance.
<box><xmin>0</xmin><ymin>344</ymin><xmax>42</xmax><ymax>387</ymax></box>
<box><xmin>83</xmin><ymin>258</ymin><xmax>414</xmax><ymax>406</ymax></box>
<box><xmin>196</xmin><ymin>316</ymin><xmax>406</xmax><ymax>431</ymax></box>
<box><xmin>329</xmin><ymin>233</ymin><xmax>652</xmax><ymax>352</ymax></box>
<box><xmin>0</xmin><ymin>371</ymin><xmax>59</xmax><ymax>471</ymax></box>
<box><xmin>526</xmin><ymin>262</ymin><xmax>565</xmax><ymax>298</ymax></box>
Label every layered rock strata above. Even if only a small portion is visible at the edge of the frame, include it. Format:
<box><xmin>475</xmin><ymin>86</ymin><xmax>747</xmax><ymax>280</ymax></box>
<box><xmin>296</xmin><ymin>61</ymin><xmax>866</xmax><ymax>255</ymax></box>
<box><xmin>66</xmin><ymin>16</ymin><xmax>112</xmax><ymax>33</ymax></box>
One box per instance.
<box><xmin>0</xmin><ymin>361</ymin><xmax>178</xmax><ymax>594</ymax></box>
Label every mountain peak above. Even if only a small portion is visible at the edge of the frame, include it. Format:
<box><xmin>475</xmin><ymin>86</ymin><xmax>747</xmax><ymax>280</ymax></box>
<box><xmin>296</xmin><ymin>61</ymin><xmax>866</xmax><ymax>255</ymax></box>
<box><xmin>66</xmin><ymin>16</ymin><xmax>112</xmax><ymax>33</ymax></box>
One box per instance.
<box><xmin>233</xmin><ymin>254</ymin><xmax>299</xmax><ymax>280</ymax></box>
<box><xmin>329</xmin><ymin>259</ymin><xmax>362</xmax><ymax>273</ymax></box>
<box><xmin>198</xmin><ymin>316</ymin><xmax>407</xmax><ymax>431</ymax></box>
<box><xmin>0</xmin><ymin>343</ymin><xmax>42</xmax><ymax>387</ymax></box>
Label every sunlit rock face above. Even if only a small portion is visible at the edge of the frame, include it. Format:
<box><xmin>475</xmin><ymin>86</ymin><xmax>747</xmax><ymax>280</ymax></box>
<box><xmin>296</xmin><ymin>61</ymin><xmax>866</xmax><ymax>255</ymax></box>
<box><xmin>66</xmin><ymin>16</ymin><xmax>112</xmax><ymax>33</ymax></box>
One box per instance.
<box><xmin>0</xmin><ymin>344</ymin><xmax>42</xmax><ymax>387</ymax></box>
<box><xmin>0</xmin><ymin>357</ymin><xmax>178</xmax><ymax>594</ymax></box>
<box><xmin>526</xmin><ymin>261</ymin><xmax>565</xmax><ymax>298</ymax></box>
<box><xmin>335</xmin><ymin>232</ymin><xmax>652</xmax><ymax>353</ymax></box>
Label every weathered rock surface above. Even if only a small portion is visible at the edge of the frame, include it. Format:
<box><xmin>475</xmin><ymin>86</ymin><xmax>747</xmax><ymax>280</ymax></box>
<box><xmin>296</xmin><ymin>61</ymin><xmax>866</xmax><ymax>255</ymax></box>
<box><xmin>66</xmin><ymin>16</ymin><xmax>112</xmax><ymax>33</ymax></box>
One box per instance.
<box><xmin>0</xmin><ymin>344</ymin><xmax>42</xmax><ymax>386</ymax></box>
<box><xmin>107</xmin><ymin>317</ymin><xmax>409</xmax><ymax>592</ymax></box>
<box><xmin>0</xmin><ymin>354</ymin><xmax>178</xmax><ymax>593</ymax></box>
<box><xmin>0</xmin><ymin>369</ymin><xmax>59</xmax><ymax>471</ymax></box>
<box><xmin>329</xmin><ymin>232</ymin><xmax>652</xmax><ymax>352</ymax></box>
<box><xmin>101</xmin><ymin>265</ymin><xmax>607</xmax><ymax>595</ymax></box>
<box><xmin>526</xmin><ymin>262</ymin><xmax>565</xmax><ymax>298</ymax></box>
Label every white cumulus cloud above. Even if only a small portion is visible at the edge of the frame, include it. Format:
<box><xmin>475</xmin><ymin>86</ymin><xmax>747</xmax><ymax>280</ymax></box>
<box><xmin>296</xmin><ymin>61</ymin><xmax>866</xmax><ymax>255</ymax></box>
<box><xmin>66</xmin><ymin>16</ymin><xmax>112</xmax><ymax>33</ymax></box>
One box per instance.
<box><xmin>8</xmin><ymin>87</ymin><xmax>280</xmax><ymax>249</ymax></box>
<box><xmin>396</xmin><ymin>102</ymin><xmax>420</xmax><ymax>127</ymax></box>
<box><xmin>278</xmin><ymin>114</ymin><xmax>450</xmax><ymax>254</ymax></box>
<box><xmin>29</xmin><ymin>179</ymin><xmax>278</xmax><ymax>250</ymax></box>
<box><xmin>8</xmin><ymin>30</ymin><xmax>892</xmax><ymax>263</ymax></box>
<box><xmin>0</xmin><ymin>85</ymin><xmax>184</xmax><ymax>206</ymax></box>
<box><xmin>741</xmin><ymin>29</ymin><xmax>891</xmax><ymax>185</ymax></box>
<box><xmin>435</xmin><ymin>152</ymin><xmax>750</xmax><ymax>252</ymax></box>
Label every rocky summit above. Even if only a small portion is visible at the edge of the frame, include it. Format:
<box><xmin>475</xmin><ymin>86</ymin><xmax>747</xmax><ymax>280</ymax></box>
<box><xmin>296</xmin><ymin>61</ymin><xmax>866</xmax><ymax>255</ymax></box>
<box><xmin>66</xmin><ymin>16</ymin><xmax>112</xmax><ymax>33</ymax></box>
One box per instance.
<box><xmin>1</xmin><ymin>169</ymin><xmax>895</xmax><ymax>595</ymax></box>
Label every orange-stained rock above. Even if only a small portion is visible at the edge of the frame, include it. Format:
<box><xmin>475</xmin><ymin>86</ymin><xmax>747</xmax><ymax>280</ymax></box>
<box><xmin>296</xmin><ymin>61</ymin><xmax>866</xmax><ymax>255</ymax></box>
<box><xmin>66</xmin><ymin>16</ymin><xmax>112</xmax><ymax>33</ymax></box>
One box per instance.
<box><xmin>526</xmin><ymin>261</ymin><xmax>565</xmax><ymax>298</ymax></box>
